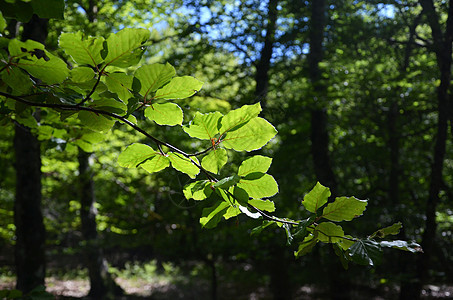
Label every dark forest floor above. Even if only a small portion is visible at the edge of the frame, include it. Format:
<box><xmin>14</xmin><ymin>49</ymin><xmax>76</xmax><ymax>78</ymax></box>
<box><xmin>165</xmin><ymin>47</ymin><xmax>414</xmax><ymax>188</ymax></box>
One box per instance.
<box><xmin>1</xmin><ymin>276</ymin><xmax>453</xmax><ymax>299</ymax></box>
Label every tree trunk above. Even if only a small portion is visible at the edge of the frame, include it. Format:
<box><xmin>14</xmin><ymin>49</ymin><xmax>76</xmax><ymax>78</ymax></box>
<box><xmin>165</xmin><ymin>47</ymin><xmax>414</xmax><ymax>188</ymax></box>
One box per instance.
<box><xmin>14</xmin><ymin>14</ymin><xmax>48</xmax><ymax>294</ymax></box>
<box><xmin>308</xmin><ymin>2</ymin><xmax>349</xmax><ymax>299</ymax></box>
<box><xmin>254</xmin><ymin>0</ymin><xmax>278</xmax><ymax>107</ymax></box>
<box><xmin>78</xmin><ymin>150</ymin><xmax>123</xmax><ymax>299</ymax></box>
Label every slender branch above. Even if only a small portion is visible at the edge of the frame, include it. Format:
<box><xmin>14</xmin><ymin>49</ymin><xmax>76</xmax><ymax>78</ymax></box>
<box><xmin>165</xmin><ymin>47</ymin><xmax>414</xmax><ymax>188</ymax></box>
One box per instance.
<box><xmin>77</xmin><ymin>67</ymin><xmax>104</xmax><ymax>106</ymax></box>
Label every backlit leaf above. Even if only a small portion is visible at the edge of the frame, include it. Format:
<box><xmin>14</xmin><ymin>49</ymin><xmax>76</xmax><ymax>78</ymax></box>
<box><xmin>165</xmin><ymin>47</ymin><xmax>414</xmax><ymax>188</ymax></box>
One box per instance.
<box><xmin>78</xmin><ymin>111</ymin><xmax>115</xmax><ymax>132</ymax></box>
<box><xmin>201</xmin><ymin>148</ymin><xmax>228</xmax><ymax>174</ymax></box>
<box><xmin>71</xmin><ymin>67</ymin><xmax>95</xmax><ymax>83</ymax></box>
<box><xmin>140</xmin><ymin>154</ymin><xmax>170</xmax><ymax>173</ymax></box>
<box><xmin>314</xmin><ymin>222</ymin><xmax>344</xmax><ymax>243</ymax></box>
<box><xmin>219</xmin><ymin>103</ymin><xmax>261</xmax><ymax>133</ymax></box>
<box><xmin>155</xmin><ymin>76</ymin><xmax>203</xmax><ymax>100</ymax></box>
<box><xmin>104</xmin><ymin>72</ymin><xmax>133</xmax><ymax>103</ymax></box>
<box><xmin>222</xmin><ymin>117</ymin><xmax>277</xmax><ymax>151</ymax></box>
<box><xmin>302</xmin><ymin>182</ymin><xmax>330</xmax><ymax>213</ymax></box>
<box><xmin>237</xmin><ymin>173</ymin><xmax>278</xmax><ymax>199</ymax></box>
<box><xmin>369</xmin><ymin>222</ymin><xmax>402</xmax><ymax>239</ymax></box>
<box><xmin>18</xmin><ymin>52</ymin><xmax>68</xmax><ymax>84</ymax></box>
<box><xmin>168</xmin><ymin>153</ymin><xmax>199</xmax><ymax>178</ymax></box>
<box><xmin>238</xmin><ymin>155</ymin><xmax>272</xmax><ymax>176</ymax></box>
<box><xmin>144</xmin><ymin>102</ymin><xmax>183</xmax><ymax>126</ymax></box>
<box><xmin>135</xmin><ymin>63</ymin><xmax>175</xmax><ymax>98</ymax></box>
<box><xmin>249</xmin><ymin>199</ymin><xmax>275</xmax><ymax>212</ymax></box>
<box><xmin>59</xmin><ymin>32</ymin><xmax>105</xmax><ymax>66</ymax></box>
<box><xmin>295</xmin><ymin>235</ymin><xmax>318</xmax><ymax>257</ymax></box>
<box><xmin>183</xmin><ymin>180</ymin><xmax>212</xmax><ymax>201</ymax></box>
<box><xmin>183</xmin><ymin>111</ymin><xmax>222</xmax><ymax>140</ymax></box>
<box><xmin>200</xmin><ymin>201</ymin><xmax>229</xmax><ymax>228</ymax></box>
<box><xmin>321</xmin><ymin>196</ymin><xmax>368</xmax><ymax>222</ymax></box>
<box><xmin>104</xmin><ymin>28</ymin><xmax>149</xmax><ymax>67</ymax></box>
<box><xmin>117</xmin><ymin>143</ymin><xmax>157</xmax><ymax>168</ymax></box>
<box><xmin>213</xmin><ymin>174</ymin><xmax>241</xmax><ymax>189</ymax></box>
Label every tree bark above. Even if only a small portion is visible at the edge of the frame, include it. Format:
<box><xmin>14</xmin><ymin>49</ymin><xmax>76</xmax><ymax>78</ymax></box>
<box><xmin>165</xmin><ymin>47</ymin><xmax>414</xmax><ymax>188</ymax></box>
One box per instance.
<box><xmin>410</xmin><ymin>1</ymin><xmax>453</xmax><ymax>298</ymax></box>
<box><xmin>254</xmin><ymin>0</ymin><xmax>278</xmax><ymax>107</ymax></box>
<box><xmin>78</xmin><ymin>150</ymin><xmax>123</xmax><ymax>299</ymax></box>
<box><xmin>14</xmin><ymin>14</ymin><xmax>48</xmax><ymax>294</ymax></box>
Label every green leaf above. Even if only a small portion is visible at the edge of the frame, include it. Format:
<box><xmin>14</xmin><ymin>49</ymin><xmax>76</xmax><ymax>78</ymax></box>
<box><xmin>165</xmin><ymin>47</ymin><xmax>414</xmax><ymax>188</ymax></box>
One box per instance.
<box><xmin>302</xmin><ymin>182</ymin><xmax>330</xmax><ymax>213</ymax></box>
<box><xmin>8</xmin><ymin>39</ymin><xmax>44</xmax><ymax>56</ymax></box>
<box><xmin>117</xmin><ymin>143</ymin><xmax>157</xmax><ymax>168</ymax></box>
<box><xmin>200</xmin><ymin>201</ymin><xmax>229</xmax><ymax>228</ymax></box>
<box><xmin>168</xmin><ymin>153</ymin><xmax>199</xmax><ymax>178</ymax></box>
<box><xmin>183</xmin><ymin>111</ymin><xmax>222</xmax><ymax>140</ymax></box>
<box><xmin>349</xmin><ymin>239</ymin><xmax>382</xmax><ymax>266</ymax></box>
<box><xmin>295</xmin><ymin>235</ymin><xmax>318</xmax><ymax>257</ymax></box>
<box><xmin>224</xmin><ymin>205</ymin><xmax>241</xmax><ymax>220</ymax></box>
<box><xmin>212</xmin><ymin>174</ymin><xmax>241</xmax><ymax>190</ymax></box>
<box><xmin>141</xmin><ymin>155</ymin><xmax>170</xmax><ymax>174</ymax></box>
<box><xmin>144</xmin><ymin>102</ymin><xmax>183</xmax><ymax>126</ymax></box>
<box><xmin>251</xmin><ymin>221</ymin><xmax>276</xmax><ymax>236</ymax></box>
<box><xmin>104</xmin><ymin>28</ymin><xmax>149</xmax><ymax>67</ymax></box>
<box><xmin>379</xmin><ymin>240</ymin><xmax>423</xmax><ymax>253</ymax></box>
<box><xmin>1</xmin><ymin>67</ymin><xmax>33</xmax><ymax>94</ymax></box>
<box><xmin>89</xmin><ymin>98</ymin><xmax>126</xmax><ymax>114</ymax></box>
<box><xmin>18</xmin><ymin>52</ymin><xmax>69</xmax><ymax>84</ymax></box>
<box><xmin>337</xmin><ymin>235</ymin><xmax>355</xmax><ymax>250</ymax></box>
<box><xmin>104</xmin><ymin>72</ymin><xmax>133</xmax><ymax>103</ymax></box>
<box><xmin>314</xmin><ymin>222</ymin><xmax>344</xmax><ymax>243</ymax></box>
<box><xmin>238</xmin><ymin>155</ymin><xmax>272</xmax><ymax>176</ymax></box>
<box><xmin>71</xmin><ymin>67</ymin><xmax>95</xmax><ymax>83</ymax></box>
<box><xmin>183</xmin><ymin>180</ymin><xmax>213</xmax><ymax>200</ymax></box>
<box><xmin>237</xmin><ymin>173</ymin><xmax>278</xmax><ymax>199</ymax></box>
<box><xmin>219</xmin><ymin>102</ymin><xmax>262</xmax><ymax>133</ymax></box>
<box><xmin>134</xmin><ymin>63</ymin><xmax>175</xmax><ymax>98</ymax></box>
<box><xmin>293</xmin><ymin>217</ymin><xmax>314</xmax><ymax>241</ymax></box>
<box><xmin>248</xmin><ymin>199</ymin><xmax>275</xmax><ymax>212</ymax></box>
<box><xmin>222</xmin><ymin>117</ymin><xmax>277</xmax><ymax>151</ymax></box>
<box><xmin>0</xmin><ymin>11</ymin><xmax>6</xmax><ymax>32</ymax></box>
<box><xmin>201</xmin><ymin>148</ymin><xmax>228</xmax><ymax>174</ymax></box>
<box><xmin>78</xmin><ymin>111</ymin><xmax>115</xmax><ymax>132</ymax></box>
<box><xmin>155</xmin><ymin>76</ymin><xmax>203</xmax><ymax>100</ymax></box>
<box><xmin>59</xmin><ymin>32</ymin><xmax>105</xmax><ymax>66</ymax></box>
<box><xmin>321</xmin><ymin>196</ymin><xmax>368</xmax><ymax>222</ymax></box>
<box><xmin>333</xmin><ymin>243</ymin><xmax>349</xmax><ymax>270</ymax></box>
<box><xmin>369</xmin><ymin>222</ymin><xmax>403</xmax><ymax>239</ymax></box>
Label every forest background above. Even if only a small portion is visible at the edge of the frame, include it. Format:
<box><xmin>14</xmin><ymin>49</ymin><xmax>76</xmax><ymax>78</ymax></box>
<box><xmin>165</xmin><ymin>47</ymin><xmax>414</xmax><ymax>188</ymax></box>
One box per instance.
<box><xmin>0</xmin><ymin>0</ymin><xmax>452</xmax><ymax>299</ymax></box>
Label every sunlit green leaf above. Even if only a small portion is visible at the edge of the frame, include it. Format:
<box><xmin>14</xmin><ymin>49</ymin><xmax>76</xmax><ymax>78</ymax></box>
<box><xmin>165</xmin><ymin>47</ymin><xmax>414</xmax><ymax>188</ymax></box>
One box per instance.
<box><xmin>104</xmin><ymin>72</ymin><xmax>133</xmax><ymax>103</ymax></box>
<box><xmin>140</xmin><ymin>154</ymin><xmax>170</xmax><ymax>173</ymax></box>
<box><xmin>0</xmin><ymin>11</ymin><xmax>6</xmax><ymax>32</ymax></box>
<box><xmin>302</xmin><ymin>182</ymin><xmax>330</xmax><ymax>213</ymax></box>
<box><xmin>18</xmin><ymin>51</ymin><xmax>69</xmax><ymax>84</ymax></box>
<box><xmin>219</xmin><ymin>102</ymin><xmax>261</xmax><ymax>133</ymax></box>
<box><xmin>135</xmin><ymin>63</ymin><xmax>175</xmax><ymax>98</ymax></box>
<box><xmin>295</xmin><ymin>235</ymin><xmax>318</xmax><ymax>257</ymax></box>
<box><xmin>59</xmin><ymin>32</ymin><xmax>105</xmax><ymax>66</ymax></box>
<box><xmin>321</xmin><ymin>196</ymin><xmax>367</xmax><ymax>222</ymax></box>
<box><xmin>183</xmin><ymin>111</ymin><xmax>222</xmax><ymax>140</ymax></box>
<box><xmin>238</xmin><ymin>155</ymin><xmax>272</xmax><ymax>176</ymax></box>
<box><xmin>213</xmin><ymin>174</ymin><xmax>241</xmax><ymax>189</ymax></box>
<box><xmin>104</xmin><ymin>28</ymin><xmax>149</xmax><ymax>67</ymax></box>
<box><xmin>1</xmin><ymin>67</ymin><xmax>33</xmax><ymax>94</ymax></box>
<box><xmin>70</xmin><ymin>67</ymin><xmax>95</xmax><ymax>83</ymax></box>
<box><xmin>222</xmin><ymin>117</ymin><xmax>277</xmax><ymax>151</ymax></box>
<box><xmin>249</xmin><ymin>199</ymin><xmax>275</xmax><ymax>212</ymax></box>
<box><xmin>224</xmin><ymin>205</ymin><xmax>241</xmax><ymax>220</ymax></box>
<box><xmin>144</xmin><ymin>102</ymin><xmax>183</xmax><ymax>126</ymax></box>
<box><xmin>117</xmin><ymin>143</ymin><xmax>157</xmax><ymax>168</ymax></box>
<box><xmin>237</xmin><ymin>173</ymin><xmax>278</xmax><ymax>199</ymax></box>
<box><xmin>168</xmin><ymin>153</ymin><xmax>199</xmax><ymax>178</ymax></box>
<box><xmin>201</xmin><ymin>148</ymin><xmax>227</xmax><ymax>174</ymax></box>
<box><xmin>183</xmin><ymin>180</ymin><xmax>212</xmax><ymax>200</ymax></box>
<box><xmin>155</xmin><ymin>76</ymin><xmax>203</xmax><ymax>100</ymax></box>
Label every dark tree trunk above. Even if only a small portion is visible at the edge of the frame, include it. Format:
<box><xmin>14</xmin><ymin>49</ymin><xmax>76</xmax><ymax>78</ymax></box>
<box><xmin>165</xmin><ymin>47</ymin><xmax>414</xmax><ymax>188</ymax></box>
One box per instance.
<box><xmin>14</xmin><ymin>124</ymin><xmax>46</xmax><ymax>293</ymax></box>
<box><xmin>254</xmin><ymin>0</ymin><xmax>278</xmax><ymax>107</ymax></box>
<box><xmin>78</xmin><ymin>150</ymin><xmax>123</xmax><ymax>299</ymax></box>
<box><xmin>402</xmin><ymin>1</ymin><xmax>453</xmax><ymax>299</ymax></box>
<box><xmin>308</xmin><ymin>2</ymin><xmax>349</xmax><ymax>299</ymax></box>
<box><xmin>14</xmin><ymin>14</ymin><xmax>48</xmax><ymax>294</ymax></box>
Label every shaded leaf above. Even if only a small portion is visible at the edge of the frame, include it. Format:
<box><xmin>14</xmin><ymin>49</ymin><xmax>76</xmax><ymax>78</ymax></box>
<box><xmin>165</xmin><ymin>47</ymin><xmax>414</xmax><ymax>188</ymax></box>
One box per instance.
<box><xmin>315</xmin><ymin>222</ymin><xmax>344</xmax><ymax>243</ymax></box>
<box><xmin>295</xmin><ymin>235</ymin><xmax>318</xmax><ymax>257</ymax></box>
<box><xmin>369</xmin><ymin>222</ymin><xmax>403</xmax><ymax>239</ymax></box>
<box><xmin>349</xmin><ymin>239</ymin><xmax>382</xmax><ymax>266</ymax></box>
<box><xmin>379</xmin><ymin>240</ymin><xmax>423</xmax><ymax>253</ymax></box>
<box><xmin>200</xmin><ymin>201</ymin><xmax>229</xmax><ymax>228</ymax></box>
